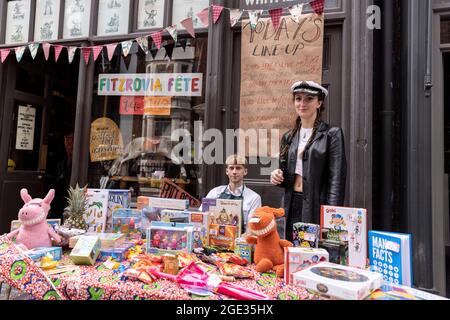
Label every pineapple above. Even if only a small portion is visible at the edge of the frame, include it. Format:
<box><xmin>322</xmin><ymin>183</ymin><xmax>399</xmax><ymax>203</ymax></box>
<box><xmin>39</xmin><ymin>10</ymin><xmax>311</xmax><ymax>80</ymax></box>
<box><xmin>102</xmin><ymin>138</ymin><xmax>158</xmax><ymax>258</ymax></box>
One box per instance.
<box><xmin>63</xmin><ymin>184</ymin><xmax>88</xmax><ymax>231</ymax></box>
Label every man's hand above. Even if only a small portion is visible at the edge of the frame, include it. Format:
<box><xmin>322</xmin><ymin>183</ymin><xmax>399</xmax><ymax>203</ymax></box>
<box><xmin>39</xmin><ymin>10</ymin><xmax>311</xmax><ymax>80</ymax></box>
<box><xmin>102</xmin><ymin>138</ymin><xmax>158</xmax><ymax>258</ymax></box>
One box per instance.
<box><xmin>270</xmin><ymin>169</ymin><xmax>284</xmax><ymax>186</ymax></box>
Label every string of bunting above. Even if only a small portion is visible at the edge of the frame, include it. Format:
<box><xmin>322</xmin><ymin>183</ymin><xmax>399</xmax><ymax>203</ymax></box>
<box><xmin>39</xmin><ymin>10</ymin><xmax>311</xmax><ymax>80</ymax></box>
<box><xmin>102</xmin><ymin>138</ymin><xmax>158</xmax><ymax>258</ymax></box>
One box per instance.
<box><xmin>0</xmin><ymin>0</ymin><xmax>324</xmax><ymax>65</ymax></box>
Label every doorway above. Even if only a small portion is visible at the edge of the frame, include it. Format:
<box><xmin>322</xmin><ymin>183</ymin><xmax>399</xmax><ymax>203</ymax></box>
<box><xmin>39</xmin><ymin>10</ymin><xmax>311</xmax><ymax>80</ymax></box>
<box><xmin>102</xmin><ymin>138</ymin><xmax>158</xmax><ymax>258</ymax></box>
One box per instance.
<box><xmin>0</xmin><ymin>49</ymin><xmax>79</xmax><ymax>233</ymax></box>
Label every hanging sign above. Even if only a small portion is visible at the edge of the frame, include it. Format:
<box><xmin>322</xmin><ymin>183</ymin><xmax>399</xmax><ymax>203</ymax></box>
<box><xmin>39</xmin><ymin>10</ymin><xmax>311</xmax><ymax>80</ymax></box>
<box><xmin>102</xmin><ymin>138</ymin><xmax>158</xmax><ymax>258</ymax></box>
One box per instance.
<box><xmin>16</xmin><ymin>105</ymin><xmax>36</xmax><ymax>151</ymax></box>
<box><xmin>239</xmin><ymin>14</ymin><xmax>324</xmax><ymax>157</ymax></box>
<box><xmin>89</xmin><ymin>117</ymin><xmax>124</xmax><ymax>162</ymax></box>
<box><xmin>98</xmin><ymin>73</ymin><xmax>203</xmax><ymax>96</ymax></box>
<box><xmin>144</xmin><ymin>96</ymin><xmax>172</xmax><ymax>116</ymax></box>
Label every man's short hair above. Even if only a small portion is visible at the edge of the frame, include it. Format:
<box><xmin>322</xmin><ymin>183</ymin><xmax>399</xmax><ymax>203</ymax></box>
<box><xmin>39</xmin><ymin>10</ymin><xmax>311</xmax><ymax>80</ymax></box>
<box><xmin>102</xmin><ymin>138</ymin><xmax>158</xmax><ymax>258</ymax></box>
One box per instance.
<box><xmin>225</xmin><ymin>154</ymin><xmax>248</xmax><ymax>167</ymax></box>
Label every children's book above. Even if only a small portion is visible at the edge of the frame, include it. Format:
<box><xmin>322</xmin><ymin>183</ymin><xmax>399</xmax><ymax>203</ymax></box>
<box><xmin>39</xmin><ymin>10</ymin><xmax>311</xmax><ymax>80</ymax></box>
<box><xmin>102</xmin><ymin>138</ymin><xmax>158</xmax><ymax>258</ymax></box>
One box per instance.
<box><xmin>201</xmin><ymin>198</ymin><xmax>242</xmax><ymax>236</ymax></box>
<box><xmin>368</xmin><ymin>230</ymin><xmax>413</xmax><ymax>287</ymax></box>
<box><xmin>105</xmin><ymin>189</ymin><xmax>131</xmax><ymax>233</ymax></box>
<box><xmin>321</xmin><ymin>206</ymin><xmax>367</xmax><ymax>268</ymax></box>
<box><xmin>292</xmin><ymin>222</ymin><xmax>320</xmax><ymax>248</ymax></box>
<box><xmin>84</xmin><ymin>189</ymin><xmax>109</xmax><ymax>233</ymax></box>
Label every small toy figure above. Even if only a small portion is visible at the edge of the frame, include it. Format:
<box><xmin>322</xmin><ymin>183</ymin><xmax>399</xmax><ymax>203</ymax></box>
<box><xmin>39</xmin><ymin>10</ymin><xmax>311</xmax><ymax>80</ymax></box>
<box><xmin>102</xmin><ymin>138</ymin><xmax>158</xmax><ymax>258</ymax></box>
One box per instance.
<box><xmin>161</xmin><ymin>235</ymin><xmax>169</xmax><ymax>249</ymax></box>
<box><xmin>169</xmin><ymin>234</ymin><xmax>178</xmax><ymax>250</ymax></box>
<box><xmin>7</xmin><ymin>189</ymin><xmax>62</xmax><ymax>250</ymax></box>
<box><xmin>152</xmin><ymin>232</ymin><xmax>161</xmax><ymax>247</ymax></box>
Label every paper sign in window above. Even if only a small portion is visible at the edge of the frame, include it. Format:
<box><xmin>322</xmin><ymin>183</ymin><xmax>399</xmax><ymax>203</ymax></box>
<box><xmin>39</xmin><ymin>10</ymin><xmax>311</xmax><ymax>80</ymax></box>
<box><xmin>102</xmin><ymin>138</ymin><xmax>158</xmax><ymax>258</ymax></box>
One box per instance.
<box><xmin>144</xmin><ymin>97</ymin><xmax>172</xmax><ymax>116</ymax></box>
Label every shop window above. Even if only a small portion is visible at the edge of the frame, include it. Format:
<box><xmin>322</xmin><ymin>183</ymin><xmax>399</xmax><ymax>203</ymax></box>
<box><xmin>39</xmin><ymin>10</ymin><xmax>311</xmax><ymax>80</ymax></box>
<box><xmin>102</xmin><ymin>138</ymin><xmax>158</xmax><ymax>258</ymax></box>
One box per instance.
<box><xmin>172</xmin><ymin>0</ymin><xmax>210</xmax><ymax>29</ymax></box>
<box><xmin>442</xmin><ymin>17</ymin><xmax>450</xmax><ymax>44</ymax></box>
<box><xmin>88</xmin><ymin>38</ymin><xmax>207</xmax><ymax>206</ymax></box>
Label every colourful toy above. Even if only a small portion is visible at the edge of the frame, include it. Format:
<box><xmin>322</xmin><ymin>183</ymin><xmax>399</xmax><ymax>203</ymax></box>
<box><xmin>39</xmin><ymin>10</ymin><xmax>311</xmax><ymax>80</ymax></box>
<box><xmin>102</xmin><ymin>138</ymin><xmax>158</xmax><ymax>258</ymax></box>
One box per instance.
<box><xmin>7</xmin><ymin>189</ymin><xmax>62</xmax><ymax>250</ymax></box>
<box><xmin>246</xmin><ymin>207</ymin><xmax>293</xmax><ymax>277</ymax></box>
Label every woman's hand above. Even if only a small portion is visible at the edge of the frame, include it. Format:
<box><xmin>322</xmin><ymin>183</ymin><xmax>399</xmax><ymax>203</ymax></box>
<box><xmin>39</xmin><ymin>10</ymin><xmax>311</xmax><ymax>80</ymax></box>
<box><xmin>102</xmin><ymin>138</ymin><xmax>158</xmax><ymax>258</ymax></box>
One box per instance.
<box><xmin>270</xmin><ymin>169</ymin><xmax>284</xmax><ymax>186</ymax></box>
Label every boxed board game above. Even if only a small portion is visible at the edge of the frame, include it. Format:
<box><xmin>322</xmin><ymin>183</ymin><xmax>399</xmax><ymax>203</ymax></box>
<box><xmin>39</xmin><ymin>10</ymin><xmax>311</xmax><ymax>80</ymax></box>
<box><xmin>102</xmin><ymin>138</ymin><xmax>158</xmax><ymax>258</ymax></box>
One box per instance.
<box><xmin>284</xmin><ymin>247</ymin><xmax>329</xmax><ymax>285</ymax></box>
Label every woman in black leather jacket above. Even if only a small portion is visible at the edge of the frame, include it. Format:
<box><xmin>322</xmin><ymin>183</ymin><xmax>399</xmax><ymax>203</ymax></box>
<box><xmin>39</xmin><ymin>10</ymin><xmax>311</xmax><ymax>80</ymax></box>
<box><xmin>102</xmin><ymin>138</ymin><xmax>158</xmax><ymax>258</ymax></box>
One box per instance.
<box><xmin>270</xmin><ymin>81</ymin><xmax>347</xmax><ymax>242</ymax></box>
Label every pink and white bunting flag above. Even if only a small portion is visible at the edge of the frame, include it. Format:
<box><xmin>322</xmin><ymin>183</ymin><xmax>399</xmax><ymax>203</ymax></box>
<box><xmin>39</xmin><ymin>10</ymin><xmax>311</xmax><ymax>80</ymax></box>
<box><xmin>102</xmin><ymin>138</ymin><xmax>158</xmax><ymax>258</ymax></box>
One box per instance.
<box><xmin>106</xmin><ymin>43</ymin><xmax>117</xmax><ymax>61</ymax></box>
<box><xmin>196</xmin><ymin>7</ymin><xmax>210</xmax><ymax>27</ymax></box>
<box><xmin>28</xmin><ymin>43</ymin><xmax>40</xmax><ymax>60</ymax></box>
<box><xmin>42</xmin><ymin>42</ymin><xmax>51</xmax><ymax>61</ymax></box>
<box><xmin>151</xmin><ymin>31</ymin><xmax>163</xmax><ymax>49</ymax></box>
<box><xmin>121</xmin><ymin>40</ymin><xmax>133</xmax><ymax>57</ymax></box>
<box><xmin>67</xmin><ymin>46</ymin><xmax>78</xmax><ymax>64</ymax></box>
<box><xmin>54</xmin><ymin>45</ymin><xmax>64</xmax><ymax>62</ymax></box>
<box><xmin>269</xmin><ymin>8</ymin><xmax>283</xmax><ymax>31</ymax></box>
<box><xmin>212</xmin><ymin>5</ymin><xmax>224</xmax><ymax>24</ymax></box>
<box><xmin>229</xmin><ymin>9</ymin><xmax>243</xmax><ymax>27</ymax></box>
<box><xmin>166</xmin><ymin>25</ymin><xmax>178</xmax><ymax>43</ymax></box>
<box><xmin>288</xmin><ymin>4</ymin><xmax>304</xmax><ymax>23</ymax></box>
<box><xmin>15</xmin><ymin>46</ymin><xmax>26</xmax><ymax>62</ymax></box>
<box><xmin>181</xmin><ymin>18</ymin><xmax>196</xmax><ymax>38</ymax></box>
<box><xmin>248</xmin><ymin>10</ymin><xmax>263</xmax><ymax>29</ymax></box>
<box><xmin>93</xmin><ymin>46</ymin><xmax>103</xmax><ymax>61</ymax></box>
<box><xmin>310</xmin><ymin>0</ymin><xmax>325</xmax><ymax>15</ymax></box>
<box><xmin>136</xmin><ymin>36</ymin><xmax>149</xmax><ymax>54</ymax></box>
<box><xmin>0</xmin><ymin>49</ymin><xmax>10</xmax><ymax>63</ymax></box>
<box><xmin>81</xmin><ymin>47</ymin><xmax>91</xmax><ymax>64</ymax></box>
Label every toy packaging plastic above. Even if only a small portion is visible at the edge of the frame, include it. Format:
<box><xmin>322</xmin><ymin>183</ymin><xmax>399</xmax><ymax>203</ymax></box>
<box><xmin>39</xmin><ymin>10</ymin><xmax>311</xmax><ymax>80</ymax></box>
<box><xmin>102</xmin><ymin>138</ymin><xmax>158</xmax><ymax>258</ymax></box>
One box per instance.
<box><xmin>146</xmin><ymin>221</ymin><xmax>194</xmax><ymax>255</ymax></box>
<box><xmin>188</xmin><ymin>211</ymin><xmax>210</xmax><ymax>249</ymax></box>
<box><xmin>292</xmin><ymin>222</ymin><xmax>320</xmax><ymax>248</ymax></box>
<box><xmin>112</xmin><ymin>209</ymin><xmax>143</xmax><ymax>239</ymax></box>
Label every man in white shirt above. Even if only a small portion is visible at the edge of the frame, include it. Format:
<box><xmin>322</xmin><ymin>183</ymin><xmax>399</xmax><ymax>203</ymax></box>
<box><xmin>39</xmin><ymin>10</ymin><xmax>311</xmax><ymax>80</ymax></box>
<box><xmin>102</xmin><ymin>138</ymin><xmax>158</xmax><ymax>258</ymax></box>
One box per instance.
<box><xmin>203</xmin><ymin>155</ymin><xmax>262</xmax><ymax>233</ymax></box>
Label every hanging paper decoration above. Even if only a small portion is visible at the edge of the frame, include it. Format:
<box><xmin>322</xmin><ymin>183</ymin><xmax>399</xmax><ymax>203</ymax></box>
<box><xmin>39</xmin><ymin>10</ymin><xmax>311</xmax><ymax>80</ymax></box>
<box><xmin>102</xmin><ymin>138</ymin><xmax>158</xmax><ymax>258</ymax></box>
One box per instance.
<box><xmin>121</xmin><ymin>40</ymin><xmax>133</xmax><ymax>57</ymax></box>
<box><xmin>310</xmin><ymin>0</ymin><xmax>325</xmax><ymax>15</ymax></box>
<box><xmin>82</xmin><ymin>47</ymin><xmax>91</xmax><ymax>64</ymax></box>
<box><xmin>178</xmin><ymin>39</ymin><xmax>188</xmax><ymax>51</ymax></box>
<box><xmin>151</xmin><ymin>31</ymin><xmax>163</xmax><ymax>50</ymax></box>
<box><xmin>288</xmin><ymin>4</ymin><xmax>304</xmax><ymax>23</ymax></box>
<box><xmin>181</xmin><ymin>18</ymin><xmax>196</xmax><ymax>38</ymax></box>
<box><xmin>164</xmin><ymin>42</ymin><xmax>175</xmax><ymax>60</ymax></box>
<box><xmin>248</xmin><ymin>10</ymin><xmax>263</xmax><ymax>29</ymax></box>
<box><xmin>166</xmin><ymin>25</ymin><xmax>178</xmax><ymax>43</ymax></box>
<box><xmin>93</xmin><ymin>46</ymin><xmax>103</xmax><ymax>61</ymax></box>
<box><xmin>106</xmin><ymin>43</ymin><xmax>118</xmax><ymax>61</ymax></box>
<box><xmin>149</xmin><ymin>47</ymin><xmax>159</xmax><ymax>60</ymax></box>
<box><xmin>0</xmin><ymin>49</ymin><xmax>10</xmax><ymax>63</ymax></box>
<box><xmin>28</xmin><ymin>43</ymin><xmax>40</xmax><ymax>60</ymax></box>
<box><xmin>136</xmin><ymin>36</ymin><xmax>149</xmax><ymax>54</ymax></box>
<box><xmin>196</xmin><ymin>7</ymin><xmax>210</xmax><ymax>28</ymax></box>
<box><xmin>68</xmin><ymin>47</ymin><xmax>78</xmax><ymax>64</ymax></box>
<box><xmin>269</xmin><ymin>8</ymin><xmax>283</xmax><ymax>31</ymax></box>
<box><xmin>212</xmin><ymin>5</ymin><xmax>224</xmax><ymax>24</ymax></box>
<box><xmin>42</xmin><ymin>43</ymin><xmax>51</xmax><ymax>61</ymax></box>
<box><xmin>229</xmin><ymin>9</ymin><xmax>243</xmax><ymax>27</ymax></box>
<box><xmin>15</xmin><ymin>46</ymin><xmax>26</xmax><ymax>63</ymax></box>
<box><xmin>54</xmin><ymin>45</ymin><xmax>64</xmax><ymax>62</ymax></box>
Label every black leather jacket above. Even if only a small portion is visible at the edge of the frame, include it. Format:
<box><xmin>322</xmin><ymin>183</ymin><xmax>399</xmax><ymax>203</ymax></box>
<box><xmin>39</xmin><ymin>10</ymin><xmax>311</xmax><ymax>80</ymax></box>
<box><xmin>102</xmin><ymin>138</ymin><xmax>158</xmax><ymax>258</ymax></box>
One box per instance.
<box><xmin>278</xmin><ymin>120</ymin><xmax>347</xmax><ymax>224</ymax></box>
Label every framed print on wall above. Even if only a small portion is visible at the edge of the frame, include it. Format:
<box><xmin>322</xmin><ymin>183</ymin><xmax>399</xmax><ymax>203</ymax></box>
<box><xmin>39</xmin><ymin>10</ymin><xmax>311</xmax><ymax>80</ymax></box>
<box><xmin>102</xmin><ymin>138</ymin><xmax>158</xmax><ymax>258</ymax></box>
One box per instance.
<box><xmin>63</xmin><ymin>0</ymin><xmax>92</xmax><ymax>39</ymax></box>
<box><xmin>97</xmin><ymin>0</ymin><xmax>130</xmax><ymax>36</ymax></box>
<box><xmin>34</xmin><ymin>0</ymin><xmax>61</xmax><ymax>41</ymax></box>
<box><xmin>5</xmin><ymin>0</ymin><xmax>31</xmax><ymax>45</ymax></box>
<box><xmin>171</xmin><ymin>0</ymin><xmax>209</xmax><ymax>30</ymax></box>
<box><xmin>137</xmin><ymin>0</ymin><xmax>165</xmax><ymax>30</ymax></box>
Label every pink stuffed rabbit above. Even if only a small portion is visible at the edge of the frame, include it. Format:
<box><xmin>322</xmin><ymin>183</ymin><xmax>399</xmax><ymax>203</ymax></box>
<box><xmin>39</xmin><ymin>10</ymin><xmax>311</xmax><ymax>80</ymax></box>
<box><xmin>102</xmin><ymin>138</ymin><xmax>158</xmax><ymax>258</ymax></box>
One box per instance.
<box><xmin>7</xmin><ymin>188</ymin><xmax>61</xmax><ymax>250</ymax></box>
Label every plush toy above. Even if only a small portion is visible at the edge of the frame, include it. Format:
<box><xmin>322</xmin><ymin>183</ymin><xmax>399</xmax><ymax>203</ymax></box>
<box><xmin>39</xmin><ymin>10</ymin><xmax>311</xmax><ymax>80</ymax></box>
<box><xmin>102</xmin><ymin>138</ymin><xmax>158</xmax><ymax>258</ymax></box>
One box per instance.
<box><xmin>7</xmin><ymin>189</ymin><xmax>62</xmax><ymax>250</ymax></box>
<box><xmin>246</xmin><ymin>207</ymin><xmax>293</xmax><ymax>277</ymax></box>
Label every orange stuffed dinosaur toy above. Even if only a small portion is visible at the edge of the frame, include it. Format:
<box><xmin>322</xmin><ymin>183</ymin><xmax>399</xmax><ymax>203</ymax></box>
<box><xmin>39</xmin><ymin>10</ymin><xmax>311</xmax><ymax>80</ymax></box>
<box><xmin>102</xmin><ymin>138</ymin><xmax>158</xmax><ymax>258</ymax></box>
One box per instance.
<box><xmin>246</xmin><ymin>207</ymin><xmax>293</xmax><ymax>277</ymax></box>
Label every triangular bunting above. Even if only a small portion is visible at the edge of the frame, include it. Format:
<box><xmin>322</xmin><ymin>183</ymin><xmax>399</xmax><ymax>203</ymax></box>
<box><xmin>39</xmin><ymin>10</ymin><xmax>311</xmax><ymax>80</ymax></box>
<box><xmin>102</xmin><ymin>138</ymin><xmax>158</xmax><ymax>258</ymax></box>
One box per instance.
<box><xmin>15</xmin><ymin>46</ymin><xmax>26</xmax><ymax>63</ymax></box>
<box><xmin>151</xmin><ymin>31</ymin><xmax>163</xmax><ymax>49</ymax></box>
<box><xmin>121</xmin><ymin>40</ymin><xmax>133</xmax><ymax>57</ymax></box>
<box><xmin>164</xmin><ymin>42</ymin><xmax>175</xmax><ymax>60</ymax></box>
<box><xmin>248</xmin><ymin>10</ymin><xmax>263</xmax><ymax>29</ymax></box>
<box><xmin>42</xmin><ymin>42</ymin><xmax>51</xmax><ymax>61</ymax></box>
<box><xmin>136</xmin><ymin>36</ymin><xmax>149</xmax><ymax>54</ymax></box>
<box><xmin>150</xmin><ymin>47</ymin><xmax>159</xmax><ymax>60</ymax></box>
<box><xmin>288</xmin><ymin>4</ymin><xmax>304</xmax><ymax>23</ymax></box>
<box><xmin>212</xmin><ymin>5</ymin><xmax>224</xmax><ymax>24</ymax></box>
<box><xmin>67</xmin><ymin>46</ymin><xmax>77</xmax><ymax>64</ymax></box>
<box><xmin>181</xmin><ymin>18</ymin><xmax>195</xmax><ymax>38</ymax></box>
<box><xmin>82</xmin><ymin>47</ymin><xmax>91</xmax><ymax>64</ymax></box>
<box><xmin>28</xmin><ymin>43</ymin><xmax>40</xmax><ymax>60</ymax></box>
<box><xmin>54</xmin><ymin>45</ymin><xmax>64</xmax><ymax>62</ymax></box>
<box><xmin>310</xmin><ymin>0</ymin><xmax>325</xmax><ymax>15</ymax></box>
<box><xmin>229</xmin><ymin>9</ymin><xmax>243</xmax><ymax>27</ymax></box>
<box><xmin>106</xmin><ymin>43</ymin><xmax>118</xmax><ymax>61</ymax></box>
<box><xmin>269</xmin><ymin>8</ymin><xmax>283</xmax><ymax>31</ymax></box>
<box><xmin>179</xmin><ymin>39</ymin><xmax>188</xmax><ymax>51</ymax></box>
<box><xmin>166</xmin><ymin>25</ymin><xmax>178</xmax><ymax>43</ymax></box>
<box><xmin>93</xmin><ymin>46</ymin><xmax>103</xmax><ymax>61</ymax></box>
<box><xmin>196</xmin><ymin>7</ymin><xmax>210</xmax><ymax>27</ymax></box>
<box><xmin>0</xmin><ymin>49</ymin><xmax>10</xmax><ymax>63</ymax></box>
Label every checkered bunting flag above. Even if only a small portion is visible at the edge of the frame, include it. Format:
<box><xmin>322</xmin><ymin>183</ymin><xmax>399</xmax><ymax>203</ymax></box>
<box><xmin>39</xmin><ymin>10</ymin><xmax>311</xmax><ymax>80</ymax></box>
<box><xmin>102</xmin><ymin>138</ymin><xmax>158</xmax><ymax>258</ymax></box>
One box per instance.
<box><xmin>82</xmin><ymin>47</ymin><xmax>91</xmax><ymax>64</ymax></box>
<box><xmin>151</xmin><ymin>31</ymin><xmax>163</xmax><ymax>49</ymax></box>
<box><xmin>0</xmin><ymin>49</ymin><xmax>10</xmax><ymax>63</ymax></box>
<box><xmin>310</xmin><ymin>0</ymin><xmax>325</xmax><ymax>15</ymax></box>
<box><xmin>212</xmin><ymin>5</ymin><xmax>224</xmax><ymax>24</ymax></box>
<box><xmin>269</xmin><ymin>8</ymin><xmax>283</xmax><ymax>31</ymax></box>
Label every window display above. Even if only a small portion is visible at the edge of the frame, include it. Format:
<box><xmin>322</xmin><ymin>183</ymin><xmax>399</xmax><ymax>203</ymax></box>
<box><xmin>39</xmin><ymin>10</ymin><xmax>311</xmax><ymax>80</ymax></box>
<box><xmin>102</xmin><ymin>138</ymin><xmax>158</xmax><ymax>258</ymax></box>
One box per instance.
<box><xmin>171</xmin><ymin>0</ymin><xmax>209</xmax><ymax>29</ymax></box>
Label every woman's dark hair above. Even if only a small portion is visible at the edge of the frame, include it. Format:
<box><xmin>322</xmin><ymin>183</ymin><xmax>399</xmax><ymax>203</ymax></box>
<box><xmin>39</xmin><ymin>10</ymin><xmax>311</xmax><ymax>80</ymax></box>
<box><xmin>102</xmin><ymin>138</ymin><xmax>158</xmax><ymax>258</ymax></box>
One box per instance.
<box><xmin>280</xmin><ymin>94</ymin><xmax>325</xmax><ymax>161</ymax></box>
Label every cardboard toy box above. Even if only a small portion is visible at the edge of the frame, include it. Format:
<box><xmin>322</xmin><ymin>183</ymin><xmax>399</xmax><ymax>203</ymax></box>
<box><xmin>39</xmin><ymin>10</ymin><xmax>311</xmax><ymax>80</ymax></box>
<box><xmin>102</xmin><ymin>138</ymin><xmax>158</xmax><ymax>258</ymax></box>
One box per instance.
<box><xmin>141</xmin><ymin>198</ymin><xmax>189</xmax><ymax>232</ymax></box>
<box><xmin>284</xmin><ymin>247</ymin><xmax>329</xmax><ymax>285</ymax></box>
<box><xmin>209</xmin><ymin>224</ymin><xmax>238</xmax><ymax>250</ymax></box>
<box><xmin>146</xmin><ymin>221</ymin><xmax>194</xmax><ymax>255</ymax></box>
<box><xmin>292</xmin><ymin>222</ymin><xmax>320</xmax><ymax>248</ymax></box>
<box><xmin>234</xmin><ymin>237</ymin><xmax>252</xmax><ymax>264</ymax></box>
<box><xmin>202</xmin><ymin>198</ymin><xmax>242</xmax><ymax>236</ymax></box>
<box><xmin>188</xmin><ymin>211</ymin><xmax>210</xmax><ymax>249</ymax></box>
<box><xmin>70</xmin><ymin>235</ymin><xmax>101</xmax><ymax>265</ymax></box>
<box><xmin>160</xmin><ymin>210</ymin><xmax>189</xmax><ymax>223</ymax></box>
<box><xmin>293</xmin><ymin>262</ymin><xmax>383</xmax><ymax>300</ymax></box>
<box><xmin>84</xmin><ymin>189</ymin><xmax>109</xmax><ymax>233</ymax></box>
<box><xmin>98</xmin><ymin>242</ymin><xmax>134</xmax><ymax>262</ymax></box>
<box><xmin>25</xmin><ymin>247</ymin><xmax>63</xmax><ymax>262</ymax></box>
<box><xmin>69</xmin><ymin>232</ymin><xmax>126</xmax><ymax>249</ymax></box>
<box><xmin>112</xmin><ymin>209</ymin><xmax>143</xmax><ymax>239</ymax></box>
